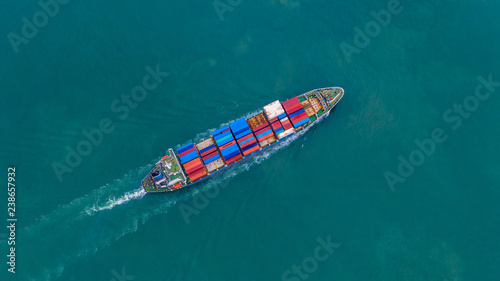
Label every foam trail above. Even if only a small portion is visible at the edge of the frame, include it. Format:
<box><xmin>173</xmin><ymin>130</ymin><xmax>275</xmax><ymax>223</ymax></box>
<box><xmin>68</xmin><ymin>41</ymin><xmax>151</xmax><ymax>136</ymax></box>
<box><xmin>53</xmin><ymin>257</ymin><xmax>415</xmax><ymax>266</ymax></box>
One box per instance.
<box><xmin>20</xmin><ymin>109</ymin><xmax>318</xmax><ymax>280</ymax></box>
<box><xmin>23</xmin><ymin>110</ymin><xmax>265</xmax><ymax>240</ymax></box>
<box><xmin>85</xmin><ymin>187</ymin><xmax>146</xmax><ymax>215</ymax></box>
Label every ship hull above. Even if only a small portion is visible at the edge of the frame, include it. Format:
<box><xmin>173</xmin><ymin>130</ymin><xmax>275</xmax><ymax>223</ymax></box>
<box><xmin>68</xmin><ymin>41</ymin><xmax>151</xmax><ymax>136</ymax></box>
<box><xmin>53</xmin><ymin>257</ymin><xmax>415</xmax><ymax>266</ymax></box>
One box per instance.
<box><xmin>143</xmin><ymin>87</ymin><xmax>344</xmax><ymax>193</ymax></box>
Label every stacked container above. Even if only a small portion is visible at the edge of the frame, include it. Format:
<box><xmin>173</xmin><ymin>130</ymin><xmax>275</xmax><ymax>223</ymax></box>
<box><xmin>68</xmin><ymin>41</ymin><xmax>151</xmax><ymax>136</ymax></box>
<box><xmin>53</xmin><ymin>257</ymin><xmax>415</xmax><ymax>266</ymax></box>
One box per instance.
<box><xmin>212</xmin><ymin>125</ymin><xmax>243</xmax><ymax>165</ymax></box>
<box><xmin>247</xmin><ymin>112</ymin><xmax>276</xmax><ymax>147</ymax></box>
<box><xmin>176</xmin><ymin>143</ymin><xmax>207</xmax><ymax>182</ymax></box>
<box><xmin>196</xmin><ymin>138</ymin><xmax>224</xmax><ymax>173</ymax></box>
<box><xmin>281</xmin><ymin>96</ymin><xmax>311</xmax><ymax>129</ymax></box>
<box><xmin>229</xmin><ymin>118</ymin><xmax>260</xmax><ymax>156</ymax></box>
<box><xmin>263</xmin><ymin>100</ymin><xmax>295</xmax><ymax>139</ymax></box>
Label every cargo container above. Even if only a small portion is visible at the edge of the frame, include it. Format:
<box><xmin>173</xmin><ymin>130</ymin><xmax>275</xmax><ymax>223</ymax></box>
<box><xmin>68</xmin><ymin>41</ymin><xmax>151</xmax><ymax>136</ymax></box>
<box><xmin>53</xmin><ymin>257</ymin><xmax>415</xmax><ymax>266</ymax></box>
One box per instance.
<box><xmin>230</xmin><ymin>118</ymin><xmax>260</xmax><ymax>156</ymax></box>
<box><xmin>258</xmin><ymin>135</ymin><xmax>276</xmax><ymax>147</ymax></box>
<box><xmin>142</xmin><ymin>86</ymin><xmax>344</xmax><ymax>192</ymax></box>
<box><xmin>196</xmin><ymin>138</ymin><xmax>224</xmax><ymax>173</ymax></box>
<box><xmin>281</xmin><ymin>96</ymin><xmax>312</xmax><ymax>128</ymax></box>
<box><xmin>247</xmin><ymin>112</ymin><xmax>277</xmax><ymax>147</ymax></box>
<box><xmin>280</xmin><ymin>117</ymin><xmax>293</xmax><ymax>131</ymax></box>
<box><xmin>281</xmin><ymin>97</ymin><xmax>303</xmax><ymax>115</ymax></box>
<box><xmin>225</xmin><ymin>153</ymin><xmax>243</xmax><ymax>165</ymax></box>
<box><xmin>247</xmin><ymin>112</ymin><xmax>268</xmax><ymax>129</ymax></box>
<box><xmin>263</xmin><ymin>100</ymin><xmax>286</xmax><ymax>120</ymax></box>
<box><xmin>252</xmin><ymin>122</ymin><xmax>268</xmax><ymax>133</ymax></box>
<box><xmin>277</xmin><ymin>128</ymin><xmax>295</xmax><ymax>139</ymax></box>
<box><xmin>175</xmin><ymin>143</ymin><xmax>208</xmax><ymax>183</ymax></box>
<box><xmin>188</xmin><ymin>168</ymin><xmax>207</xmax><ymax>182</ymax></box>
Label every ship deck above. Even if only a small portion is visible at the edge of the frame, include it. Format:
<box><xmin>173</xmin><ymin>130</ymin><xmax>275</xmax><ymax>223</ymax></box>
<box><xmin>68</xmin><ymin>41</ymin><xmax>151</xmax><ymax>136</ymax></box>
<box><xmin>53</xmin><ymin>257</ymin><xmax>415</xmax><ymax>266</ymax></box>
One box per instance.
<box><xmin>142</xmin><ymin>87</ymin><xmax>344</xmax><ymax>193</ymax></box>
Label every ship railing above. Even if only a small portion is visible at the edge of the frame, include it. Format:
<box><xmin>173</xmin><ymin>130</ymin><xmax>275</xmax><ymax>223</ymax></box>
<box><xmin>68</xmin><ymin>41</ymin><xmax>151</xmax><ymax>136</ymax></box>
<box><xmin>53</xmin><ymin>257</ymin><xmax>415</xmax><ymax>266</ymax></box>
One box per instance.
<box><xmin>315</xmin><ymin>92</ymin><xmax>328</xmax><ymax>110</ymax></box>
<box><xmin>169</xmin><ymin>148</ymin><xmax>187</xmax><ymax>184</ymax></box>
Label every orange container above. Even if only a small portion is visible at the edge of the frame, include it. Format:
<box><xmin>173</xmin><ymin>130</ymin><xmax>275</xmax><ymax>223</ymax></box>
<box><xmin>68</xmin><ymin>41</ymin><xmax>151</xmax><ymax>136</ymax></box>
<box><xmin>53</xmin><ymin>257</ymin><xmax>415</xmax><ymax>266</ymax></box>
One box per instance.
<box><xmin>189</xmin><ymin>169</ymin><xmax>207</xmax><ymax>182</ymax></box>
<box><xmin>257</xmin><ymin>132</ymin><xmax>274</xmax><ymax>142</ymax></box>
<box><xmin>243</xmin><ymin>146</ymin><xmax>259</xmax><ymax>156</ymax></box>
<box><xmin>184</xmin><ymin>158</ymin><xmax>202</xmax><ymax>170</ymax></box>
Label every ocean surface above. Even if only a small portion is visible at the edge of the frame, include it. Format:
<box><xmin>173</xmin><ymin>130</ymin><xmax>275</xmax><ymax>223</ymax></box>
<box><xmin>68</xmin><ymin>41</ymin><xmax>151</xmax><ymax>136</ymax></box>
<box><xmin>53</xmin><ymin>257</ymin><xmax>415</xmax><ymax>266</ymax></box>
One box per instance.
<box><xmin>1</xmin><ymin>0</ymin><xmax>499</xmax><ymax>280</ymax></box>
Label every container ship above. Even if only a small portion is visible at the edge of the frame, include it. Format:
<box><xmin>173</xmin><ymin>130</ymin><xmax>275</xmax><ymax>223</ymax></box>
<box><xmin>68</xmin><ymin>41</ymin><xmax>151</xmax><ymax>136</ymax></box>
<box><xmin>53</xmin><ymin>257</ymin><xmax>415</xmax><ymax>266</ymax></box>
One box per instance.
<box><xmin>141</xmin><ymin>87</ymin><xmax>344</xmax><ymax>193</ymax></box>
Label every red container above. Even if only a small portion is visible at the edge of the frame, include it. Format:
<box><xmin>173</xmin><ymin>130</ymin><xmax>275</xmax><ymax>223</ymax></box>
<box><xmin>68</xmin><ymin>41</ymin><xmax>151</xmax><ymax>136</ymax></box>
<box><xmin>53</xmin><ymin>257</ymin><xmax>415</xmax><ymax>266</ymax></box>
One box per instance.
<box><xmin>285</xmin><ymin>104</ymin><xmax>303</xmax><ymax>115</ymax></box>
<box><xmin>269</xmin><ymin>117</ymin><xmax>279</xmax><ymax>123</ymax></box>
<box><xmin>291</xmin><ymin>112</ymin><xmax>308</xmax><ymax>123</ymax></box>
<box><xmin>254</xmin><ymin>126</ymin><xmax>270</xmax><ymax>136</ymax></box>
<box><xmin>186</xmin><ymin>163</ymin><xmax>203</xmax><ymax>174</ymax></box>
<box><xmin>219</xmin><ymin>140</ymin><xmax>236</xmax><ymax>150</ymax></box>
<box><xmin>187</xmin><ymin>164</ymin><xmax>203</xmax><ymax>174</ymax></box>
<box><xmin>189</xmin><ymin>169</ymin><xmax>207</xmax><ymax>182</ymax></box>
<box><xmin>271</xmin><ymin>122</ymin><xmax>282</xmax><ymax>130</ymax></box>
<box><xmin>271</xmin><ymin>121</ymin><xmax>281</xmax><ymax>127</ymax></box>
<box><xmin>200</xmin><ymin>147</ymin><xmax>217</xmax><ymax>157</ymax></box>
<box><xmin>240</xmin><ymin>138</ymin><xmax>257</xmax><ymax>149</ymax></box>
<box><xmin>282</xmin><ymin>97</ymin><xmax>300</xmax><ymax>110</ymax></box>
<box><xmin>202</xmin><ymin>150</ymin><xmax>219</xmax><ymax>161</ymax></box>
<box><xmin>281</xmin><ymin>119</ymin><xmax>293</xmax><ymax>130</ymax></box>
<box><xmin>253</xmin><ymin>123</ymin><xmax>268</xmax><ymax>132</ymax></box>
<box><xmin>257</xmin><ymin>132</ymin><xmax>274</xmax><ymax>142</ymax></box>
<box><xmin>280</xmin><ymin>118</ymin><xmax>291</xmax><ymax>126</ymax></box>
<box><xmin>225</xmin><ymin>153</ymin><xmax>242</xmax><ymax>165</ymax></box>
<box><xmin>178</xmin><ymin>147</ymin><xmax>196</xmax><ymax>157</ymax></box>
<box><xmin>237</xmin><ymin>133</ymin><xmax>253</xmax><ymax>143</ymax></box>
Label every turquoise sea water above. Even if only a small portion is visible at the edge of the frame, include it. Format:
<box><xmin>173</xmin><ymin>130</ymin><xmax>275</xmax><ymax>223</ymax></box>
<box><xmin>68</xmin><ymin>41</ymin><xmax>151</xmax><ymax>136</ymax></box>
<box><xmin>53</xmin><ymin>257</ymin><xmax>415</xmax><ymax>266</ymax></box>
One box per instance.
<box><xmin>1</xmin><ymin>0</ymin><xmax>500</xmax><ymax>280</ymax></box>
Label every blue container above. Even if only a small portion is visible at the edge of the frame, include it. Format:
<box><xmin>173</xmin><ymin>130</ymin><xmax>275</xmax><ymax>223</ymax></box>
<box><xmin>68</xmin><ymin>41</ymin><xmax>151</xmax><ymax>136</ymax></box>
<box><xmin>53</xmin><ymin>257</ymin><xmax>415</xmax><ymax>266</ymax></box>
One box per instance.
<box><xmin>235</xmin><ymin>129</ymin><xmax>251</xmax><ymax>140</ymax></box>
<box><xmin>222</xmin><ymin>144</ymin><xmax>239</xmax><ymax>155</ymax></box>
<box><xmin>214</xmin><ymin>130</ymin><xmax>232</xmax><ymax>140</ymax></box>
<box><xmin>224</xmin><ymin>150</ymin><xmax>240</xmax><ymax>159</ymax></box>
<box><xmin>256</xmin><ymin>129</ymin><xmax>272</xmax><ymax>139</ymax></box>
<box><xmin>229</xmin><ymin>118</ymin><xmax>247</xmax><ymax>129</ymax></box>
<box><xmin>293</xmin><ymin>117</ymin><xmax>310</xmax><ymax>128</ymax></box>
<box><xmin>217</xmin><ymin>135</ymin><xmax>234</xmax><ymax>146</ymax></box>
<box><xmin>231</xmin><ymin>124</ymin><xmax>248</xmax><ymax>134</ymax></box>
<box><xmin>288</xmin><ymin>109</ymin><xmax>305</xmax><ymax>118</ymax></box>
<box><xmin>203</xmin><ymin>154</ymin><xmax>221</xmax><ymax>164</ymax></box>
<box><xmin>233</xmin><ymin>125</ymin><xmax>250</xmax><ymax>136</ymax></box>
<box><xmin>180</xmin><ymin>150</ymin><xmax>198</xmax><ymax>164</ymax></box>
<box><xmin>212</xmin><ymin>126</ymin><xmax>229</xmax><ymax>136</ymax></box>
<box><xmin>239</xmin><ymin>136</ymin><xmax>255</xmax><ymax>145</ymax></box>
<box><xmin>199</xmin><ymin>144</ymin><xmax>215</xmax><ymax>154</ymax></box>
<box><xmin>177</xmin><ymin>143</ymin><xmax>194</xmax><ymax>154</ymax></box>
<box><xmin>223</xmin><ymin>146</ymin><xmax>241</xmax><ymax>157</ymax></box>
<box><xmin>278</xmin><ymin>113</ymin><xmax>287</xmax><ymax>119</ymax></box>
<box><xmin>215</xmin><ymin>132</ymin><xmax>233</xmax><ymax>142</ymax></box>
<box><xmin>242</xmin><ymin>142</ymin><xmax>259</xmax><ymax>152</ymax></box>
